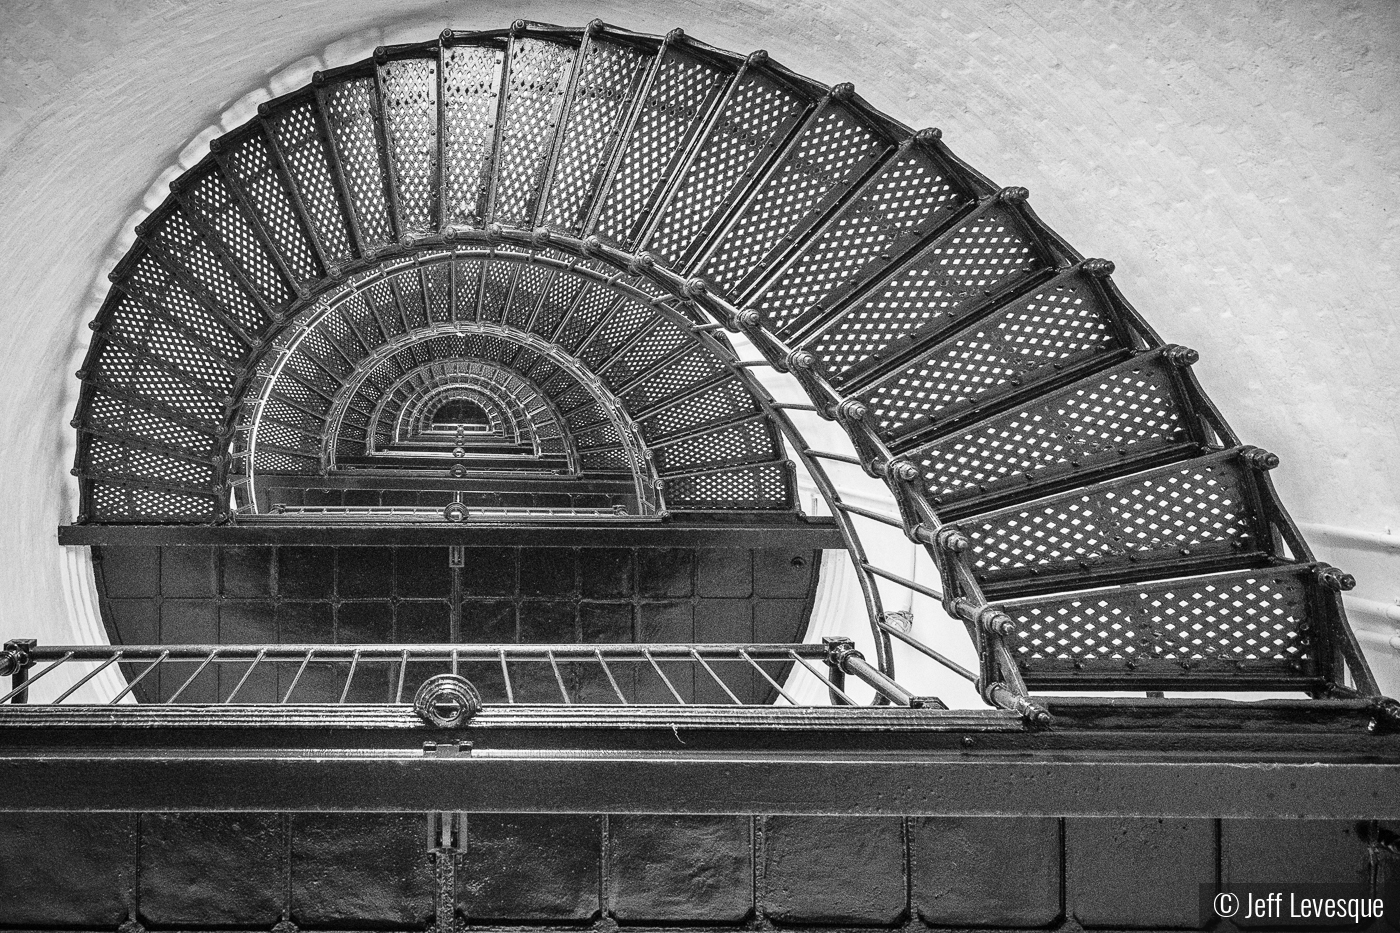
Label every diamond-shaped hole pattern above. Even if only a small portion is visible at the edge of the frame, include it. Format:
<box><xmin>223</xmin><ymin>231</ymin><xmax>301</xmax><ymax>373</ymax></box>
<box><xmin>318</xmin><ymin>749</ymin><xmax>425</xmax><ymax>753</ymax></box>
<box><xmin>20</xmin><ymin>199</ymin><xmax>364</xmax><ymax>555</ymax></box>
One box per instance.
<box><xmin>967</xmin><ymin>458</ymin><xmax>1256</xmax><ymax>577</ymax></box>
<box><xmin>913</xmin><ymin>358</ymin><xmax>1186</xmax><ymax>506</ymax></box>
<box><xmin>226</xmin><ymin>132</ymin><xmax>323</xmax><ymax>285</ymax></box>
<box><xmin>379</xmin><ymin>57</ymin><xmax>439</xmax><ymax>236</ymax></box>
<box><xmin>700</xmin><ymin>105</ymin><xmax>881</xmax><ymax>294</ymax></box>
<box><xmin>592</xmin><ymin>51</ymin><xmax>721</xmax><ymax>245</ymax></box>
<box><xmin>150</xmin><ymin>209</ymin><xmax>266</xmax><ymax>336</ymax></box>
<box><xmin>639</xmin><ymin>379</ymin><xmax>757</xmax><ymax>442</ymax></box>
<box><xmin>808</xmin><ymin>208</ymin><xmax>1041</xmax><ymax>376</ymax></box>
<box><xmin>653</xmin><ymin>418</ymin><xmax>776</xmax><ymax>473</ymax></box>
<box><xmin>757</xmin><ymin>150</ymin><xmax>965</xmax><ymax>331</ymax></box>
<box><xmin>1007</xmin><ymin>571</ymin><xmax>1310</xmax><ymax>663</ymax></box>
<box><xmin>646</xmin><ymin>73</ymin><xmax>803</xmax><ymax>266</ymax></box>
<box><xmin>543</xmin><ymin>40</ymin><xmax>646</xmax><ymax>231</ymax></box>
<box><xmin>859</xmin><ymin>278</ymin><xmax>1115</xmax><ymax>437</ymax></box>
<box><xmin>442</xmin><ymin>43</ymin><xmax>502</xmax><ymax>227</ymax></box>
<box><xmin>268</xmin><ymin>102</ymin><xmax>355</xmax><ymax>263</ymax></box>
<box><xmin>185</xmin><ymin>168</ymin><xmax>292</xmax><ymax>311</ymax></box>
<box><xmin>493</xmin><ymin>39</ymin><xmax>574</xmax><ymax>224</ymax></box>
<box><xmin>322</xmin><ymin>78</ymin><xmax>394</xmax><ymax>249</ymax></box>
<box><xmin>663</xmin><ymin>461</ymin><xmax>790</xmax><ymax>509</ymax></box>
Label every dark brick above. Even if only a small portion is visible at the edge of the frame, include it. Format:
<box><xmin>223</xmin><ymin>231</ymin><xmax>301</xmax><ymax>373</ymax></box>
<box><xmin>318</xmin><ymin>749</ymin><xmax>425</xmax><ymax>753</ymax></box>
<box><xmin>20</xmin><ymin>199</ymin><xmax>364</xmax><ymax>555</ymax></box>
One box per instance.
<box><xmin>220</xmin><ymin>546</ymin><xmax>273</xmax><ymax>597</ymax></box>
<box><xmin>519</xmin><ymin>599</ymin><xmax>576</xmax><ymax>644</ymax></box>
<box><xmin>697</xmin><ymin>548</ymin><xmax>752</xmax><ymax>597</ymax></box>
<box><xmin>0</xmin><ymin>812</ymin><xmax>130</xmax><ymax>925</ymax></box>
<box><xmin>611</xmin><ymin>816</ymin><xmax>752</xmax><ymax>922</ymax></box>
<box><xmin>161</xmin><ymin>546</ymin><xmax>215</xmax><ymax>597</ymax></box>
<box><xmin>290</xmin><ymin>813</ymin><xmax>433</xmax><ymax>925</ymax></box>
<box><xmin>139</xmin><ymin>813</ymin><xmax>283</xmax><ymax>925</ymax></box>
<box><xmin>97</xmin><ymin>545</ymin><xmax>160</xmax><ymax>597</ymax></box>
<box><xmin>1221</xmin><ymin>819</ymin><xmax>1368</xmax><ymax>885</ymax></box>
<box><xmin>398</xmin><ymin>547</ymin><xmax>451</xmax><ymax>598</ymax></box>
<box><xmin>337</xmin><ymin>600</ymin><xmax>394</xmax><ymax>643</ymax></box>
<box><xmin>764</xmin><ymin>816</ymin><xmax>904</xmax><ymax>923</ymax></box>
<box><xmin>460</xmin><ymin>814</ymin><xmax>600</xmax><ymax>920</ymax></box>
<box><xmin>278</xmin><ymin>547</ymin><xmax>334</xmax><ymax>598</ymax></box>
<box><xmin>1067</xmin><ymin>817</ymin><xmax>1213</xmax><ymax>929</ymax></box>
<box><xmin>520</xmin><ymin>547</ymin><xmax>577</xmax><ymax>596</ymax></box>
<box><xmin>337</xmin><ymin>547</ymin><xmax>395</xmax><ymax>598</ymax></box>
<box><xmin>398</xmin><ymin>600</ymin><xmax>451</xmax><ymax>642</ymax></box>
<box><xmin>638</xmin><ymin>548</ymin><xmax>693</xmax><ymax>597</ymax></box>
<box><xmin>461</xmin><ymin>600</ymin><xmax>515</xmax><ymax>643</ymax></box>
<box><xmin>754</xmin><ymin>549</ymin><xmax>817</xmax><ymax>598</ymax></box>
<box><xmin>913</xmin><ymin>817</ymin><xmax>1060</xmax><ymax>927</ymax></box>
<box><xmin>462</xmin><ymin>548</ymin><xmax>516</xmax><ymax>596</ymax></box>
<box><xmin>580</xmin><ymin>548</ymin><xmax>633</xmax><ymax>598</ymax></box>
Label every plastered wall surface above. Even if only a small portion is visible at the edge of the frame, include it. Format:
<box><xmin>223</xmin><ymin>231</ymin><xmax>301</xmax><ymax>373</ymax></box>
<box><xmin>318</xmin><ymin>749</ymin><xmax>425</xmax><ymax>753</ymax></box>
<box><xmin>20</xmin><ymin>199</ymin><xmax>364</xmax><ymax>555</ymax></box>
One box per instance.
<box><xmin>0</xmin><ymin>0</ymin><xmax>1396</xmax><ymax>651</ymax></box>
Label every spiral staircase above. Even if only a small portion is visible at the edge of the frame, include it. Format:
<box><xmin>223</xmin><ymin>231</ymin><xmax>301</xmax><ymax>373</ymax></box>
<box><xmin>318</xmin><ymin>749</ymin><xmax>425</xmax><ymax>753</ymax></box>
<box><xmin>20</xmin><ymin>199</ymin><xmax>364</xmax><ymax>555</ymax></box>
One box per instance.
<box><xmin>4</xmin><ymin>20</ymin><xmax>1393</xmax><ymax>818</ymax></box>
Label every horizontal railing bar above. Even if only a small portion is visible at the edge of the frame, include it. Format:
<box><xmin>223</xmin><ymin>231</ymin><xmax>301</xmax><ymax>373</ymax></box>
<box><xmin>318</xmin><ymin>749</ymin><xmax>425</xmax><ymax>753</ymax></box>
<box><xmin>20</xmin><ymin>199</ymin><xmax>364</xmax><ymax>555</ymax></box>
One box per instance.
<box><xmin>835</xmin><ymin>502</ymin><xmax>905</xmax><ymax>528</ymax></box>
<box><xmin>840</xmin><ymin>650</ymin><xmax>916</xmax><ymax>708</ymax></box>
<box><xmin>22</xmin><ymin>643</ymin><xmax>830</xmax><ymax>662</ymax></box>
<box><xmin>877</xmin><ymin>622</ymin><xmax>978</xmax><ymax>683</ymax></box>
<box><xmin>805</xmin><ymin>450</ymin><xmax>863</xmax><ymax>466</ymax></box>
<box><xmin>861</xmin><ymin>563</ymin><xmax>944</xmax><ymax>601</ymax></box>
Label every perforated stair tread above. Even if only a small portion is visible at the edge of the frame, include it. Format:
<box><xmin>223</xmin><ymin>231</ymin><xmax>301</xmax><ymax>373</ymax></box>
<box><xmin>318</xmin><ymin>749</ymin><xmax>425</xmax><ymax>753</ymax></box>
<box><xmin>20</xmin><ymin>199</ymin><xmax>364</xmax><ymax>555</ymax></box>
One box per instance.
<box><xmin>69</xmin><ymin>21</ymin><xmax>1375</xmax><ymax>703</ymax></box>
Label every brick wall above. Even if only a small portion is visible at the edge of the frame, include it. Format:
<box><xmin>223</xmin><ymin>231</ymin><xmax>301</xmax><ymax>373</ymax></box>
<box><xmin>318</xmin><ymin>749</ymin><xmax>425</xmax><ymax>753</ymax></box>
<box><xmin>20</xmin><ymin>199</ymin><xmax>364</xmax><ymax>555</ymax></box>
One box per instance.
<box><xmin>0</xmin><ymin>813</ymin><xmax>1393</xmax><ymax>929</ymax></box>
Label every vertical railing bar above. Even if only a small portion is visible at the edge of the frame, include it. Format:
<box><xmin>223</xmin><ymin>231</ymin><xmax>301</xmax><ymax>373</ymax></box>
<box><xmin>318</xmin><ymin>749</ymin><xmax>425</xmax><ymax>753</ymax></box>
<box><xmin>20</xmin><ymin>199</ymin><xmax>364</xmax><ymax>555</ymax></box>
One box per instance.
<box><xmin>642</xmin><ymin>648</ymin><xmax>686</xmax><ymax>705</ymax></box>
<box><xmin>452</xmin><ymin>647</ymin><xmax>459</xmax><ymax>676</ymax></box>
<box><xmin>223</xmin><ymin>648</ymin><xmax>268</xmax><ymax>705</ymax></box>
<box><xmin>52</xmin><ymin>653</ymin><xmax>124</xmax><ymax>706</ymax></box>
<box><xmin>108</xmin><ymin>650</ymin><xmax>170</xmax><ymax>705</ymax></box>
<box><xmin>690</xmin><ymin>648</ymin><xmax>743</xmax><ymax>705</ymax></box>
<box><xmin>499</xmin><ymin>648</ymin><xmax>515</xmax><ymax>704</ymax></box>
<box><xmin>788</xmin><ymin>650</ymin><xmax>859</xmax><ymax>706</ymax></box>
<box><xmin>547</xmin><ymin>649</ymin><xmax>572</xmax><ymax>705</ymax></box>
<box><xmin>280</xmin><ymin>649</ymin><xmax>314</xmax><ymax>704</ymax></box>
<box><xmin>166</xmin><ymin>649</ymin><xmax>220</xmax><ymax>705</ymax></box>
<box><xmin>739</xmin><ymin>648</ymin><xmax>802</xmax><ymax>706</ymax></box>
<box><xmin>0</xmin><ymin>653</ymin><xmax>74</xmax><ymax>704</ymax></box>
<box><xmin>338</xmin><ymin>649</ymin><xmax>362</xmax><ymax>705</ymax></box>
<box><xmin>395</xmin><ymin>649</ymin><xmax>409</xmax><ymax>703</ymax></box>
<box><xmin>594</xmin><ymin>649</ymin><xmax>629</xmax><ymax>705</ymax></box>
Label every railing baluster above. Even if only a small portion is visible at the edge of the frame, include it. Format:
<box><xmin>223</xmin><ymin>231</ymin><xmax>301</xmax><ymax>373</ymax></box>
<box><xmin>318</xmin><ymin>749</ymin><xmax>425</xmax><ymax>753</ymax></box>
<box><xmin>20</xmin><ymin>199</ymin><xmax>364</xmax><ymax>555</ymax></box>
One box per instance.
<box><xmin>108</xmin><ymin>650</ymin><xmax>169</xmax><ymax>704</ymax></box>
<box><xmin>52</xmin><ymin>653</ymin><xmax>124</xmax><ymax>705</ymax></box>
<box><xmin>223</xmin><ymin>648</ymin><xmax>267</xmax><ymax>704</ymax></box>
<box><xmin>595</xmin><ymin>649</ymin><xmax>628</xmax><ymax>705</ymax></box>
<box><xmin>395</xmin><ymin>649</ymin><xmax>409</xmax><ymax>703</ymax></box>
<box><xmin>836</xmin><ymin>502</ymin><xmax>905</xmax><ymax>527</ymax></box>
<box><xmin>166</xmin><ymin>650</ymin><xmax>219</xmax><ymax>704</ymax></box>
<box><xmin>548</xmin><ymin>649</ymin><xmax>572</xmax><ymax>704</ymax></box>
<box><xmin>877</xmin><ymin>621</ymin><xmax>977</xmax><ymax>683</ymax></box>
<box><xmin>739</xmin><ymin>648</ymin><xmax>801</xmax><ymax>706</ymax></box>
<box><xmin>690</xmin><ymin>648</ymin><xmax>742</xmax><ymax>705</ymax></box>
<box><xmin>281</xmin><ymin>649</ymin><xmax>315</xmax><ymax>703</ymax></box>
<box><xmin>499</xmin><ymin>648</ymin><xmax>514</xmax><ymax>704</ymax></box>
<box><xmin>0</xmin><ymin>653</ymin><xmax>73</xmax><ymax>704</ymax></box>
<box><xmin>642</xmin><ymin>648</ymin><xmax>686</xmax><ymax>704</ymax></box>
<box><xmin>338</xmin><ymin>649</ymin><xmax>362</xmax><ymax>704</ymax></box>
<box><xmin>862</xmin><ymin>562</ymin><xmax>944</xmax><ymax>601</ymax></box>
<box><xmin>788</xmin><ymin>650</ymin><xmax>858</xmax><ymax>705</ymax></box>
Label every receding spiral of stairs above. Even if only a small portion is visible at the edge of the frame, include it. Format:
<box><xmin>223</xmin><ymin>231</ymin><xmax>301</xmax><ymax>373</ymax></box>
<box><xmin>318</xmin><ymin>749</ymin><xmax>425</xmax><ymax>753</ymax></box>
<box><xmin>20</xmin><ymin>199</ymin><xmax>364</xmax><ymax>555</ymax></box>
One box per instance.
<box><xmin>68</xmin><ymin>19</ymin><xmax>1387</xmax><ymax>712</ymax></box>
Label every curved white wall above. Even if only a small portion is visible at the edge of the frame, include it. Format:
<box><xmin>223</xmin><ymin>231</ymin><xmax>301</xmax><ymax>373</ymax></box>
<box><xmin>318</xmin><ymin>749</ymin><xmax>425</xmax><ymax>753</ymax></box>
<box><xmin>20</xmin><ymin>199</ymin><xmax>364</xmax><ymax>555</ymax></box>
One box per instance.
<box><xmin>1</xmin><ymin>0</ymin><xmax>1395</xmax><ymax>686</ymax></box>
